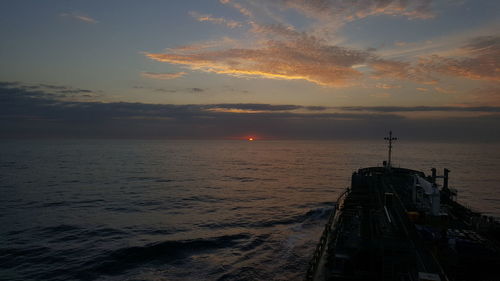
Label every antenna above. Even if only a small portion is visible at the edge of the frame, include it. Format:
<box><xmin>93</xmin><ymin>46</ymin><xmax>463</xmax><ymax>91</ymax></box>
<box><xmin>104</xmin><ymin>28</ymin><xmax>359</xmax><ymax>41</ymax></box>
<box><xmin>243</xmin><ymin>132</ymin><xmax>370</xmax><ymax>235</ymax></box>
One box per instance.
<box><xmin>384</xmin><ymin>131</ymin><xmax>398</xmax><ymax>167</ymax></box>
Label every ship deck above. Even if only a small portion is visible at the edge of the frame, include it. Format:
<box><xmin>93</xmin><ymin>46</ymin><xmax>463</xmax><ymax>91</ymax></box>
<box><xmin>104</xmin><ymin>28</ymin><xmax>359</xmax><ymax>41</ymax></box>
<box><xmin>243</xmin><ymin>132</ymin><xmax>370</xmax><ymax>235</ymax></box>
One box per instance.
<box><xmin>308</xmin><ymin>167</ymin><xmax>500</xmax><ymax>281</ymax></box>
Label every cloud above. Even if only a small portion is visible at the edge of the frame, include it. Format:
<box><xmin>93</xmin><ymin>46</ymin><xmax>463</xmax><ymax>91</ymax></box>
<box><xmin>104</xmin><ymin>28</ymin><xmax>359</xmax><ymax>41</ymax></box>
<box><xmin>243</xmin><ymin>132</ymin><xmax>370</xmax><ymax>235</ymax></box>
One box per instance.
<box><xmin>282</xmin><ymin>0</ymin><xmax>435</xmax><ymax>21</ymax></box>
<box><xmin>368</xmin><ymin>35</ymin><xmax>500</xmax><ymax>84</ymax></box>
<box><xmin>376</xmin><ymin>83</ymin><xmax>401</xmax><ymax>89</ymax></box>
<box><xmin>370</xmin><ymin>58</ymin><xmax>439</xmax><ymax>84</ymax></box>
<box><xmin>416</xmin><ymin>36</ymin><xmax>500</xmax><ymax>82</ymax></box>
<box><xmin>203</xmin><ymin>103</ymin><xmax>328</xmax><ymax>112</ymax></box>
<box><xmin>249</xmin><ymin>22</ymin><xmax>300</xmax><ymax>38</ymax></box>
<box><xmin>0</xmin><ymin>81</ymin><xmax>391</xmax><ymax>122</ymax></box>
<box><xmin>370</xmin><ymin>59</ymin><xmax>411</xmax><ymax>79</ymax></box>
<box><xmin>2</xmin><ymin>82</ymin><xmax>500</xmax><ymax>140</ymax></box>
<box><xmin>153</xmin><ymin>1</ymin><xmax>495</xmax><ymax>89</ymax></box>
<box><xmin>434</xmin><ymin>87</ymin><xmax>457</xmax><ymax>94</ymax></box>
<box><xmin>191</xmin><ymin>88</ymin><xmax>205</xmax><ymax>93</ymax></box>
<box><xmin>141</xmin><ymin>71</ymin><xmax>187</xmax><ymax>80</ymax></box>
<box><xmin>153</xmin><ymin>88</ymin><xmax>177</xmax><ymax>93</ymax></box>
<box><xmin>340</xmin><ymin>105</ymin><xmax>500</xmax><ymax>113</ymax></box>
<box><xmin>189</xmin><ymin>11</ymin><xmax>242</xmax><ymax>28</ymax></box>
<box><xmin>147</xmin><ymin>14</ymin><xmax>499</xmax><ymax>88</ymax></box>
<box><xmin>60</xmin><ymin>12</ymin><xmax>98</xmax><ymax>24</ymax></box>
<box><xmin>465</xmin><ymin>86</ymin><xmax>500</xmax><ymax>106</ymax></box>
<box><xmin>0</xmin><ymin>81</ymin><xmax>99</xmax><ymax>99</ymax></box>
<box><xmin>146</xmin><ymin>32</ymin><xmax>372</xmax><ymax>87</ymax></box>
<box><xmin>207</xmin><ymin>103</ymin><xmax>302</xmax><ymax>112</ymax></box>
<box><xmin>133</xmin><ymin>85</ymin><xmax>208</xmax><ymax>94</ymax></box>
<box><xmin>416</xmin><ymin>87</ymin><xmax>429</xmax><ymax>92</ymax></box>
<box><xmin>0</xmin><ymin>81</ymin><xmax>21</xmax><ymax>88</ymax></box>
<box><xmin>213</xmin><ymin>1</ymin><xmax>438</xmax><ymax>43</ymax></box>
<box><xmin>219</xmin><ymin>0</ymin><xmax>254</xmax><ymax>18</ymax></box>
<box><xmin>168</xmin><ymin>37</ymin><xmax>241</xmax><ymax>53</ymax></box>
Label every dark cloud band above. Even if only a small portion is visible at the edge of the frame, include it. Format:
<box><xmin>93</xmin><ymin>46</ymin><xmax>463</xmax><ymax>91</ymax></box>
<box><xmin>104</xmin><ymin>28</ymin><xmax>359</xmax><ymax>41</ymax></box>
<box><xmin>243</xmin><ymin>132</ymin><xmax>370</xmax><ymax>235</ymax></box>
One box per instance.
<box><xmin>1</xmin><ymin>82</ymin><xmax>499</xmax><ymax>140</ymax></box>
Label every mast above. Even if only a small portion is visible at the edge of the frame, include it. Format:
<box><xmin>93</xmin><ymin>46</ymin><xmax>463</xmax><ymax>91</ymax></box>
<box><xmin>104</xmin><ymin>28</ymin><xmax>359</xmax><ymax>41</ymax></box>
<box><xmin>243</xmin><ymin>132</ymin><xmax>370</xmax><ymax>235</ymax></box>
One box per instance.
<box><xmin>384</xmin><ymin>131</ymin><xmax>398</xmax><ymax>167</ymax></box>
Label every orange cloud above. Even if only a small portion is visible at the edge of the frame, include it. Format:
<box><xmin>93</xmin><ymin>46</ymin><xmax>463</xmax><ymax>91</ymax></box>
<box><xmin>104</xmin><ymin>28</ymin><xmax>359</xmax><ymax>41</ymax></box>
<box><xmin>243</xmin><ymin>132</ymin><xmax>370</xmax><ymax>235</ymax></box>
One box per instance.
<box><xmin>250</xmin><ymin>22</ymin><xmax>299</xmax><ymax>38</ymax></box>
<box><xmin>208</xmin><ymin>108</ymin><xmax>264</xmax><ymax>114</ymax></box>
<box><xmin>148</xmin><ymin>3</ymin><xmax>497</xmax><ymax>90</ymax></box>
<box><xmin>150</xmin><ymin>23</ymin><xmax>499</xmax><ymax>88</ymax></box>
<box><xmin>282</xmin><ymin>0</ymin><xmax>435</xmax><ymax>21</ymax></box>
<box><xmin>435</xmin><ymin>87</ymin><xmax>457</xmax><ymax>94</ymax></box>
<box><xmin>169</xmin><ymin>37</ymin><xmax>240</xmax><ymax>53</ymax></box>
<box><xmin>416</xmin><ymin>87</ymin><xmax>429</xmax><ymax>92</ymax></box>
<box><xmin>141</xmin><ymin>72</ymin><xmax>187</xmax><ymax>80</ymax></box>
<box><xmin>416</xmin><ymin>36</ymin><xmax>500</xmax><ymax>82</ymax></box>
<box><xmin>219</xmin><ymin>0</ymin><xmax>253</xmax><ymax>18</ymax></box>
<box><xmin>146</xmin><ymin>35</ymin><xmax>371</xmax><ymax>87</ymax></box>
<box><xmin>189</xmin><ymin>11</ymin><xmax>241</xmax><ymax>28</ymax></box>
<box><xmin>370</xmin><ymin>59</ymin><xmax>410</xmax><ymax>80</ymax></box>
<box><xmin>376</xmin><ymin>83</ymin><xmax>401</xmax><ymax>89</ymax></box>
<box><xmin>369</xmin><ymin>36</ymin><xmax>500</xmax><ymax>84</ymax></box>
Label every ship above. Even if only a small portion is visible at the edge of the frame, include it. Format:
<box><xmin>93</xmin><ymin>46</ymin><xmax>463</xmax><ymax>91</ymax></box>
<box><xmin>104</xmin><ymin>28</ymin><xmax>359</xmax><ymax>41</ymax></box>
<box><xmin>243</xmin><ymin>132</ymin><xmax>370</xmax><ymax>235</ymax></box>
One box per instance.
<box><xmin>306</xmin><ymin>132</ymin><xmax>500</xmax><ymax>281</ymax></box>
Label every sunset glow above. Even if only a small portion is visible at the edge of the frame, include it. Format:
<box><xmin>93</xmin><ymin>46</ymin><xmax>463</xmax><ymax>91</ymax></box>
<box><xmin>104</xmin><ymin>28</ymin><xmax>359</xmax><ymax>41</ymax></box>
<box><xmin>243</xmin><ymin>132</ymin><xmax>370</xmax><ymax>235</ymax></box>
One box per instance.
<box><xmin>0</xmin><ymin>0</ymin><xmax>499</xmax><ymax>140</ymax></box>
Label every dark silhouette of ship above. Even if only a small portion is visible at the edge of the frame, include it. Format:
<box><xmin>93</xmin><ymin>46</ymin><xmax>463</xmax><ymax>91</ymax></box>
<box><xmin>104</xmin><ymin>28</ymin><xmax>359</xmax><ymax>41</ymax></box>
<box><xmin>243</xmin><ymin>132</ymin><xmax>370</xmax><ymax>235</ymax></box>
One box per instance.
<box><xmin>306</xmin><ymin>132</ymin><xmax>500</xmax><ymax>281</ymax></box>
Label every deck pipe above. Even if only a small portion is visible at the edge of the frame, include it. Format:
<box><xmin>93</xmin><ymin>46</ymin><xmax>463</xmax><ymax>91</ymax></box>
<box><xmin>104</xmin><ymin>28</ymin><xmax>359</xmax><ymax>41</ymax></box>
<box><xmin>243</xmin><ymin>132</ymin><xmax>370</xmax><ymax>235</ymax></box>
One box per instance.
<box><xmin>443</xmin><ymin>168</ymin><xmax>450</xmax><ymax>190</ymax></box>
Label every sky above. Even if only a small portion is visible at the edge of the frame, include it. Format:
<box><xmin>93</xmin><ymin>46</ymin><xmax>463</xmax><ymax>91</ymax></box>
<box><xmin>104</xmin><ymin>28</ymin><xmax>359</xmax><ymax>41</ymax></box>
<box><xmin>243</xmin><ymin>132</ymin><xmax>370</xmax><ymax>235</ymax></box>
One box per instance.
<box><xmin>0</xmin><ymin>0</ymin><xmax>499</xmax><ymax>140</ymax></box>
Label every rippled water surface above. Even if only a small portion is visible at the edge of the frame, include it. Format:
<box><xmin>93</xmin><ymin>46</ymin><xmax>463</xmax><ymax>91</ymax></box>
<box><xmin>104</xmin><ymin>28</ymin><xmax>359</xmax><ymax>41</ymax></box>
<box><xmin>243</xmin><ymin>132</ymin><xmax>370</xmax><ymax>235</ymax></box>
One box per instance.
<box><xmin>1</xmin><ymin>140</ymin><xmax>499</xmax><ymax>280</ymax></box>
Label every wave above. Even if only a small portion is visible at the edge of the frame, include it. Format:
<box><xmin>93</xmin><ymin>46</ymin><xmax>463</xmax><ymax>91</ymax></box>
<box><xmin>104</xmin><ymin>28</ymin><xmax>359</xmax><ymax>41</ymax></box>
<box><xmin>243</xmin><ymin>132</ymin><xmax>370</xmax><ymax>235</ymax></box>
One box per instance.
<box><xmin>302</xmin><ymin>207</ymin><xmax>332</xmax><ymax>221</ymax></box>
<box><xmin>126</xmin><ymin>176</ymin><xmax>174</xmax><ymax>183</ymax></box>
<box><xmin>216</xmin><ymin>266</ymin><xmax>271</xmax><ymax>281</ymax></box>
<box><xmin>239</xmin><ymin>234</ymin><xmax>270</xmax><ymax>251</ymax></box>
<box><xmin>41</xmin><ymin>224</ymin><xmax>81</xmax><ymax>233</ymax></box>
<box><xmin>260</xmin><ymin>207</ymin><xmax>332</xmax><ymax>228</ymax></box>
<box><xmin>222</xmin><ymin>175</ymin><xmax>278</xmax><ymax>182</ymax></box>
<box><xmin>76</xmin><ymin>233</ymin><xmax>251</xmax><ymax>279</ymax></box>
<box><xmin>39</xmin><ymin>199</ymin><xmax>106</xmax><ymax>208</ymax></box>
<box><xmin>40</xmin><ymin>201</ymin><xmax>69</xmax><ymax>208</ymax></box>
<box><xmin>200</xmin><ymin>207</ymin><xmax>333</xmax><ymax>230</ymax></box>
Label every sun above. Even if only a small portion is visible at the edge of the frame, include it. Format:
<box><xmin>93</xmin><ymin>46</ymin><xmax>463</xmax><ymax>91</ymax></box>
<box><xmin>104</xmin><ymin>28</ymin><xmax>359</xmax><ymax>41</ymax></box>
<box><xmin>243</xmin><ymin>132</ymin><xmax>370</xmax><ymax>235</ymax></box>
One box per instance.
<box><xmin>248</xmin><ymin>137</ymin><xmax>254</xmax><ymax>141</ymax></box>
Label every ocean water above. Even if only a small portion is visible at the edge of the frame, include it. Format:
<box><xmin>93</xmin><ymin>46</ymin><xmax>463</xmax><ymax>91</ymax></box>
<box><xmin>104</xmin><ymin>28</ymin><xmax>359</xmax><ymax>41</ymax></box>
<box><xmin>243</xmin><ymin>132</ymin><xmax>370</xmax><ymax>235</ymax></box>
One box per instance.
<box><xmin>1</xmin><ymin>140</ymin><xmax>499</xmax><ymax>281</ymax></box>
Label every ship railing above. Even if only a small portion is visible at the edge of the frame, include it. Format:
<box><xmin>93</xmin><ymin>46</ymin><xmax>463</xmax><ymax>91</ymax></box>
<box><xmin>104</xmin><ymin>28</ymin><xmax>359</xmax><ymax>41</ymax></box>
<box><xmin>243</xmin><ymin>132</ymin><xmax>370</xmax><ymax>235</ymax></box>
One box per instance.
<box><xmin>386</xmin><ymin>183</ymin><xmax>451</xmax><ymax>281</ymax></box>
<box><xmin>305</xmin><ymin>187</ymin><xmax>350</xmax><ymax>281</ymax></box>
<box><xmin>460</xmin><ymin>201</ymin><xmax>480</xmax><ymax>214</ymax></box>
<box><xmin>451</xmin><ymin>200</ymin><xmax>500</xmax><ymax>229</ymax></box>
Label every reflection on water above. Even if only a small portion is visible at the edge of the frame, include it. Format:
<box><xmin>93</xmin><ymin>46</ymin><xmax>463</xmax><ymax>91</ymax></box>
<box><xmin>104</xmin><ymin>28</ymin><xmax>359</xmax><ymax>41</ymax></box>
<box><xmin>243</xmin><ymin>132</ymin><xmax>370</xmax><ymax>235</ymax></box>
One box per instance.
<box><xmin>0</xmin><ymin>140</ymin><xmax>499</xmax><ymax>280</ymax></box>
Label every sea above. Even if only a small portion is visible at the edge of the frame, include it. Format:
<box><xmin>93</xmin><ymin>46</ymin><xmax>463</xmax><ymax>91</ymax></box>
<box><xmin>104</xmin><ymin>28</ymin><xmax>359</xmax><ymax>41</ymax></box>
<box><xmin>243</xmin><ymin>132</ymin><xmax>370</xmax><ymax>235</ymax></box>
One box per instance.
<box><xmin>1</xmin><ymin>139</ymin><xmax>499</xmax><ymax>281</ymax></box>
